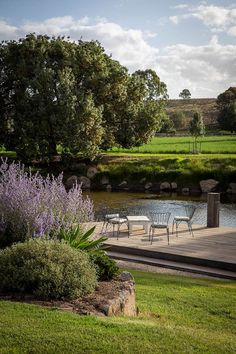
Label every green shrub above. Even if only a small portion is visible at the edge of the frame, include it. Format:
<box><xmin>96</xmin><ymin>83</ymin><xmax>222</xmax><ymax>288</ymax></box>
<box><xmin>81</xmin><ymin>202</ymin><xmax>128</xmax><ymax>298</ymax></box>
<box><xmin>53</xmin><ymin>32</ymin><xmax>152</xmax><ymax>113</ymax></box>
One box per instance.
<box><xmin>90</xmin><ymin>252</ymin><xmax>119</xmax><ymax>281</ymax></box>
<box><xmin>0</xmin><ymin>239</ymin><xmax>97</xmax><ymax>300</ymax></box>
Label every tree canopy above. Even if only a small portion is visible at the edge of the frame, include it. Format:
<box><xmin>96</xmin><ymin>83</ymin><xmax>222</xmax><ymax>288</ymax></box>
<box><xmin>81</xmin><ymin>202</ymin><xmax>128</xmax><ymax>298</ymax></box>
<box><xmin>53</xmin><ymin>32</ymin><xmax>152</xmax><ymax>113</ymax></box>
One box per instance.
<box><xmin>0</xmin><ymin>34</ymin><xmax>168</xmax><ymax>161</ymax></box>
<box><xmin>171</xmin><ymin>111</ymin><xmax>186</xmax><ymax>130</ymax></box>
<box><xmin>216</xmin><ymin>87</ymin><xmax>236</xmax><ymax>132</ymax></box>
<box><xmin>179</xmin><ymin>89</ymin><xmax>191</xmax><ymax>99</ymax></box>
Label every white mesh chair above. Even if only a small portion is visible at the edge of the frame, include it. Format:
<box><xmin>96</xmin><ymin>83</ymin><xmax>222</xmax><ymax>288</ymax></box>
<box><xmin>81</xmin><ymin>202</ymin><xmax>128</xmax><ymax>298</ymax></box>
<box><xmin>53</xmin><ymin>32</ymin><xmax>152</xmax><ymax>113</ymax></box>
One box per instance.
<box><xmin>108</xmin><ymin>216</ymin><xmax>128</xmax><ymax>239</ymax></box>
<box><xmin>149</xmin><ymin>212</ymin><xmax>171</xmax><ymax>245</ymax></box>
<box><xmin>172</xmin><ymin>205</ymin><xmax>196</xmax><ymax>237</ymax></box>
<box><xmin>101</xmin><ymin>212</ymin><xmax>120</xmax><ymax>235</ymax></box>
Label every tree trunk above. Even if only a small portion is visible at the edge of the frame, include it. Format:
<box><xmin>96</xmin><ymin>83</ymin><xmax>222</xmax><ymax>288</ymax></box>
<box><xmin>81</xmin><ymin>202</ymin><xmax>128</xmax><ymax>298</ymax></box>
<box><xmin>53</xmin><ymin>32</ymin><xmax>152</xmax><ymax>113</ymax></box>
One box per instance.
<box><xmin>48</xmin><ymin>139</ymin><xmax>57</xmax><ymax>157</ymax></box>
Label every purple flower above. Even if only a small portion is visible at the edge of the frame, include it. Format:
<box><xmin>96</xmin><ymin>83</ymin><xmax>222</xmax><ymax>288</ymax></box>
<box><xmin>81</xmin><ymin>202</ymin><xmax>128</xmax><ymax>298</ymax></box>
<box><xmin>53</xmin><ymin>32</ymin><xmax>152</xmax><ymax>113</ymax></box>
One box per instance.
<box><xmin>0</xmin><ymin>159</ymin><xmax>94</xmax><ymax>240</ymax></box>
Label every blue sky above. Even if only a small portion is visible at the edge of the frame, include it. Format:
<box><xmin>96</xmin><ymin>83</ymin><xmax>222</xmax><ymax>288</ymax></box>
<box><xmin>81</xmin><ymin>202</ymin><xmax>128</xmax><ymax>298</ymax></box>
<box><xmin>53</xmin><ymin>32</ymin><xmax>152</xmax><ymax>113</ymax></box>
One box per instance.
<box><xmin>0</xmin><ymin>0</ymin><xmax>236</xmax><ymax>97</ymax></box>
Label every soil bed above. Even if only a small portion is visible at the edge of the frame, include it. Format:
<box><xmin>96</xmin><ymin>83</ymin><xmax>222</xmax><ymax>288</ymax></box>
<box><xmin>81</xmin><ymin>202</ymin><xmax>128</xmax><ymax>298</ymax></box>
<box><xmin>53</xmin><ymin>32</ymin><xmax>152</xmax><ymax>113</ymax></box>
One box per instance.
<box><xmin>0</xmin><ymin>273</ymin><xmax>136</xmax><ymax>317</ymax></box>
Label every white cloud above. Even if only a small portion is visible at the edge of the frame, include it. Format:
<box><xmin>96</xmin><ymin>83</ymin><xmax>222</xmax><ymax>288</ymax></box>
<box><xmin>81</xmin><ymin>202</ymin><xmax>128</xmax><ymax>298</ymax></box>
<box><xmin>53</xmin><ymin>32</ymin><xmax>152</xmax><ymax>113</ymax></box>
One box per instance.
<box><xmin>193</xmin><ymin>5</ymin><xmax>230</xmax><ymax>28</ymax></box>
<box><xmin>228</xmin><ymin>25</ymin><xmax>236</xmax><ymax>36</ymax></box>
<box><xmin>0</xmin><ymin>16</ymin><xmax>235</xmax><ymax>98</ymax></box>
<box><xmin>169</xmin><ymin>4</ymin><xmax>236</xmax><ymax>34</ymax></box>
<box><xmin>156</xmin><ymin>36</ymin><xmax>236</xmax><ymax>98</ymax></box>
<box><xmin>169</xmin><ymin>16</ymin><xmax>179</xmax><ymax>25</ymax></box>
<box><xmin>172</xmin><ymin>4</ymin><xmax>189</xmax><ymax>10</ymax></box>
<box><xmin>0</xmin><ymin>20</ymin><xmax>19</xmax><ymax>40</ymax></box>
<box><xmin>22</xmin><ymin>16</ymin><xmax>74</xmax><ymax>36</ymax></box>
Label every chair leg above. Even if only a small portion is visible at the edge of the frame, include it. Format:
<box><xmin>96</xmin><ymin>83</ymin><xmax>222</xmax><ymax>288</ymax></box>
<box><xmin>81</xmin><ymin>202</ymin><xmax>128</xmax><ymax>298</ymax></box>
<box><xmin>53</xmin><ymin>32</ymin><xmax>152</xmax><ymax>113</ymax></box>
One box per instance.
<box><xmin>100</xmin><ymin>220</ymin><xmax>105</xmax><ymax>234</ymax></box>
<box><xmin>173</xmin><ymin>220</ymin><xmax>178</xmax><ymax>237</ymax></box>
<box><xmin>151</xmin><ymin>227</ymin><xmax>154</xmax><ymax>245</ymax></box>
<box><xmin>149</xmin><ymin>225</ymin><xmax>152</xmax><ymax>241</ymax></box>
<box><xmin>167</xmin><ymin>227</ymin><xmax>170</xmax><ymax>245</ymax></box>
<box><xmin>101</xmin><ymin>218</ymin><xmax>109</xmax><ymax>234</ymax></box>
<box><xmin>104</xmin><ymin>221</ymin><xmax>110</xmax><ymax>235</ymax></box>
<box><xmin>117</xmin><ymin>223</ymin><xmax>120</xmax><ymax>240</ymax></box>
<box><xmin>189</xmin><ymin>222</ymin><xmax>194</xmax><ymax>237</ymax></box>
<box><xmin>176</xmin><ymin>222</ymin><xmax>179</xmax><ymax>237</ymax></box>
<box><xmin>186</xmin><ymin>221</ymin><xmax>190</xmax><ymax>235</ymax></box>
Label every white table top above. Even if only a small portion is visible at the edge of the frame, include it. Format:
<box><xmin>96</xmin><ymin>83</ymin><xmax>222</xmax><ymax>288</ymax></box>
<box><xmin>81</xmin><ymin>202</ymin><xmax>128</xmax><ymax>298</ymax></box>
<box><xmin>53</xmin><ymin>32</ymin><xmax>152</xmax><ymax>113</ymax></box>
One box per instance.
<box><xmin>126</xmin><ymin>216</ymin><xmax>150</xmax><ymax>221</ymax></box>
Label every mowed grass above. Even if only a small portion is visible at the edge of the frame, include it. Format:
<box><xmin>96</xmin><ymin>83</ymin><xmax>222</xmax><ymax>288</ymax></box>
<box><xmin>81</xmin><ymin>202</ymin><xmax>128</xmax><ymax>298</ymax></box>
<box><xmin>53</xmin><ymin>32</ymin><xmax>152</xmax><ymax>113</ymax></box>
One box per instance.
<box><xmin>0</xmin><ymin>270</ymin><xmax>235</xmax><ymax>354</ymax></box>
<box><xmin>109</xmin><ymin>136</ymin><xmax>236</xmax><ymax>154</ymax></box>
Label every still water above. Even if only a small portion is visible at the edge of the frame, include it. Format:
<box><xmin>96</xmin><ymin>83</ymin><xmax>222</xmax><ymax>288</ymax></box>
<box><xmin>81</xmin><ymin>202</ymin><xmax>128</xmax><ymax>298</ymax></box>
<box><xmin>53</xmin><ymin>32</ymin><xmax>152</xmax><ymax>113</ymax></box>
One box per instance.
<box><xmin>86</xmin><ymin>191</ymin><xmax>236</xmax><ymax>227</ymax></box>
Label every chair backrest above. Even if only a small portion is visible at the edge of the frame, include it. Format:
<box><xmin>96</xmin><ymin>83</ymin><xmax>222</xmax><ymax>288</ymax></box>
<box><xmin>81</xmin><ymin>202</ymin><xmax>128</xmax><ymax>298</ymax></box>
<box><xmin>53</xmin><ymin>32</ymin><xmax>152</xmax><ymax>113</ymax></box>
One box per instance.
<box><xmin>101</xmin><ymin>207</ymin><xmax>119</xmax><ymax>220</ymax></box>
<box><xmin>149</xmin><ymin>212</ymin><xmax>171</xmax><ymax>225</ymax></box>
<box><xmin>132</xmin><ymin>208</ymin><xmax>146</xmax><ymax>216</ymax></box>
<box><xmin>105</xmin><ymin>213</ymin><xmax>120</xmax><ymax>221</ymax></box>
<box><xmin>184</xmin><ymin>206</ymin><xmax>196</xmax><ymax>220</ymax></box>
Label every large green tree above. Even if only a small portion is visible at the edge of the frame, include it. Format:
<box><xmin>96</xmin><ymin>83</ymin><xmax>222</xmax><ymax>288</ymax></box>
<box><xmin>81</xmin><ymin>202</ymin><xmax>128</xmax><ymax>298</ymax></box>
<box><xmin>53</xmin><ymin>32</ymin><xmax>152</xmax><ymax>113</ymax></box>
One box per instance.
<box><xmin>0</xmin><ymin>34</ymin><xmax>168</xmax><ymax>160</ymax></box>
<box><xmin>113</xmin><ymin>70</ymin><xmax>168</xmax><ymax>148</ymax></box>
<box><xmin>217</xmin><ymin>87</ymin><xmax>236</xmax><ymax>132</ymax></box>
<box><xmin>0</xmin><ymin>35</ymin><xmax>104</xmax><ymax>160</ymax></box>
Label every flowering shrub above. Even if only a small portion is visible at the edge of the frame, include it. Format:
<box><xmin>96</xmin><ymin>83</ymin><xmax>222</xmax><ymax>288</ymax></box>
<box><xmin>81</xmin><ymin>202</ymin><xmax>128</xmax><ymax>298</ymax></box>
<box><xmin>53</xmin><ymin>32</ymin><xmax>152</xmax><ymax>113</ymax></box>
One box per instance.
<box><xmin>0</xmin><ymin>159</ymin><xmax>94</xmax><ymax>247</ymax></box>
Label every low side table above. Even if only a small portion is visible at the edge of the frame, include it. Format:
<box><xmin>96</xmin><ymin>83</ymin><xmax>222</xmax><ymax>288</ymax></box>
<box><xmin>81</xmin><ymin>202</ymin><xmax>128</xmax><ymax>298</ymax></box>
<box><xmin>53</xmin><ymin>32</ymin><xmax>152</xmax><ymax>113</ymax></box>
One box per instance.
<box><xmin>126</xmin><ymin>216</ymin><xmax>150</xmax><ymax>236</ymax></box>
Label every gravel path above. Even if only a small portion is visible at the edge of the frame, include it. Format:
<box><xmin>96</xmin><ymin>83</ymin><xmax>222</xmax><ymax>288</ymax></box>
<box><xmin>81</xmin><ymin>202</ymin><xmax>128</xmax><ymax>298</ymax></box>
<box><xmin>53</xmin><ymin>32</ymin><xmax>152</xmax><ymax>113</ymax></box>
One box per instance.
<box><xmin>116</xmin><ymin>260</ymin><xmax>230</xmax><ymax>280</ymax></box>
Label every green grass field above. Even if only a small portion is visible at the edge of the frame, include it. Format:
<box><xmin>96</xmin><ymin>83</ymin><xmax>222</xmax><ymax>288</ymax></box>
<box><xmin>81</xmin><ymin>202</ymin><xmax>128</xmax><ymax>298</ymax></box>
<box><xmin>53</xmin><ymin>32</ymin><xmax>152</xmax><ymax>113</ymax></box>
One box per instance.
<box><xmin>1</xmin><ymin>136</ymin><xmax>236</xmax><ymax>159</ymax></box>
<box><xmin>0</xmin><ymin>270</ymin><xmax>235</xmax><ymax>354</ymax></box>
<box><xmin>109</xmin><ymin>136</ymin><xmax>236</xmax><ymax>154</ymax></box>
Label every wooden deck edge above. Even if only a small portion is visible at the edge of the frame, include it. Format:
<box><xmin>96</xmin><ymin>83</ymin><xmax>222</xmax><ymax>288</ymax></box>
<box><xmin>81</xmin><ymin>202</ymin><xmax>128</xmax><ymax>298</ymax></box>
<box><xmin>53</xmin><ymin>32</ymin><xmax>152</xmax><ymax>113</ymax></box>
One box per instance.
<box><xmin>105</xmin><ymin>244</ymin><xmax>236</xmax><ymax>272</ymax></box>
<box><xmin>109</xmin><ymin>253</ymin><xmax>236</xmax><ymax>280</ymax></box>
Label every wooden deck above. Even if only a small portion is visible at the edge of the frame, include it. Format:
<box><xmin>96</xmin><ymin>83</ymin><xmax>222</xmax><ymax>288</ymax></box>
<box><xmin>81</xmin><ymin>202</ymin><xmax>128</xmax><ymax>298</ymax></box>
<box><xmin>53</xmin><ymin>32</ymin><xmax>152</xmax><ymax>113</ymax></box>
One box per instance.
<box><xmin>93</xmin><ymin>222</ymin><xmax>236</xmax><ymax>273</ymax></box>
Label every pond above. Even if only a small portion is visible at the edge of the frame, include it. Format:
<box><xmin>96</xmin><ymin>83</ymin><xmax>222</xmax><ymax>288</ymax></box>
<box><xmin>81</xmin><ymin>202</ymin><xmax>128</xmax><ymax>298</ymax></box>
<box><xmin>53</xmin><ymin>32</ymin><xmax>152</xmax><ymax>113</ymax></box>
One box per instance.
<box><xmin>86</xmin><ymin>191</ymin><xmax>236</xmax><ymax>227</ymax></box>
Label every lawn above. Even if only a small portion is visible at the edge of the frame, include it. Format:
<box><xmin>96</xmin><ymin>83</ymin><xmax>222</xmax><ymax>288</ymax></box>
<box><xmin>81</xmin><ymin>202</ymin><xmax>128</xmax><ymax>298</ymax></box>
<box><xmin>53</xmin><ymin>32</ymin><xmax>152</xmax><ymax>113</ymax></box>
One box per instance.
<box><xmin>108</xmin><ymin>136</ymin><xmax>236</xmax><ymax>154</ymax></box>
<box><xmin>0</xmin><ymin>270</ymin><xmax>235</xmax><ymax>354</ymax></box>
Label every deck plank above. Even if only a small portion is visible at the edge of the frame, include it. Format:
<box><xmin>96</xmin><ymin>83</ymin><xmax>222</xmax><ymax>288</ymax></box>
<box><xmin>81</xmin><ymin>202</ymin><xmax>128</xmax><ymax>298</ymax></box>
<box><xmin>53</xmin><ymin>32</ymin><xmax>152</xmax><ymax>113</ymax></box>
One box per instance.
<box><xmin>91</xmin><ymin>222</ymin><xmax>236</xmax><ymax>266</ymax></box>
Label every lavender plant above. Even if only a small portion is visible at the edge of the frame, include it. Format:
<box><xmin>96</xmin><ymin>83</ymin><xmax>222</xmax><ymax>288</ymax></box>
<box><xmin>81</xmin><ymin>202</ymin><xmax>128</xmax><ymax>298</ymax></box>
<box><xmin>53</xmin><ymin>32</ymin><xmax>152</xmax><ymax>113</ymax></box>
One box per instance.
<box><xmin>0</xmin><ymin>159</ymin><xmax>94</xmax><ymax>247</ymax></box>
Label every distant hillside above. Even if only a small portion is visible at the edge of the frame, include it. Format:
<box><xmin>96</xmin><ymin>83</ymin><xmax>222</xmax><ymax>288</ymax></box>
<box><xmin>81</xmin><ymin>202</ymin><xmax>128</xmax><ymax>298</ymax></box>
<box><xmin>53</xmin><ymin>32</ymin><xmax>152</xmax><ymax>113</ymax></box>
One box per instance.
<box><xmin>166</xmin><ymin>98</ymin><xmax>218</xmax><ymax>128</ymax></box>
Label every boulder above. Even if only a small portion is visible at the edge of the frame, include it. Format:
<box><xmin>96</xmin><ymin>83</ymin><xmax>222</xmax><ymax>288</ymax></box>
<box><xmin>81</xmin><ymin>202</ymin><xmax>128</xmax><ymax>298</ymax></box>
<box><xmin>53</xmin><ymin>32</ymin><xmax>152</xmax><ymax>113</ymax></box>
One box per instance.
<box><xmin>227</xmin><ymin>183</ymin><xmax>236</xmax><ymax>194</ymax></box>
<box><xmin>78</xmin><ymin>176</ymin><xmax>91</xmax><ymax>190</ymax></box>
<box><xmin>145</xmin><ymin>182</ymin><xmax>152</xmax><ymax>190</ymax></box>
<box><xmin>106</xmin><ymin>184</ymin><xmax>112</xmax><ymax>192</ymax></box>
<box><xmin>101</xmin><ymin>175</ymin><xmax>109</xmax><ymax>185</ymax></box>
<box><xmin>65</xmin><ymin>175</ymin><xmax>79</xmax><ymax>190</ymax></box>
<box><xmin>200</xmin><ymin>179</ymin><xmax>219</xmax><ymax>193</ymax></box>
<box><xmin>118</xmin><ymin>181</ymin><xmax>128</xmax><ymax>187</ymax></box>
<box><xmin>182</xmin><ymin>187</ymin><xmax>189</xmax><ymax>194</ymax></box>
<box><xmin>160</xmin><ymin>182</ymin><xmax>171</xmax><ymax>191</ymax></box>
<box><xmin>171</xmin><ymin>182</ymin><xmax>178</xmax><ymax>190</ymax></box>
<box><xmin>99</xmin><ymin>272</ymin><xmax>136</xmax><ymax>316</ymax></box>
<box><xmin>118</xmin><ymin>271</ymin><xmax>135</xmax><ymax>282</ymax></box>
<box><xmin>87</xmin><ymin>166</ymin><xmax>98</xmax><ymax>179</ymax></box>
<box><xmin>139</xmin><ymin>177</ymin><xmax>147</xmax><ymax>184</ymax></box>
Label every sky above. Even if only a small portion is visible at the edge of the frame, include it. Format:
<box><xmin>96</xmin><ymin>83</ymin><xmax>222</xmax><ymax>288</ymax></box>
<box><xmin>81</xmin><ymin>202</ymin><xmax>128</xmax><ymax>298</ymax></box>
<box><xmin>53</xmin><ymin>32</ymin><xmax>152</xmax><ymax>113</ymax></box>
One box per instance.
<box><xmin>0</xmin><ymin>0</ymin><xmax>236</xmax><ymax>98</ymax></box>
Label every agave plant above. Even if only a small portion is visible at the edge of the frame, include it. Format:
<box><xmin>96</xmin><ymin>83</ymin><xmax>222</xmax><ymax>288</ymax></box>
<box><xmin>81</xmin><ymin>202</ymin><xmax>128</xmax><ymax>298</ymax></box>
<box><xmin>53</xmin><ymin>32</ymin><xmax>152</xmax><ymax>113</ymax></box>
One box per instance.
<box><xmin>58</xmin><ymin>225</ymin><xmax>108</xmax><ymax>253</ymax></box>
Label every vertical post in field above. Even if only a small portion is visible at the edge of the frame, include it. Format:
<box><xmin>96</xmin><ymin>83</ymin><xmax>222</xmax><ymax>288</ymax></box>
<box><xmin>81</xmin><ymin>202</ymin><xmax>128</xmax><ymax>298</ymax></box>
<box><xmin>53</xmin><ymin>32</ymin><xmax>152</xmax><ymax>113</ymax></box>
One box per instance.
<box><xmin>207</xmin><ymin>193</ymin><xmax>220</xmax><ymax>227</ymax></box>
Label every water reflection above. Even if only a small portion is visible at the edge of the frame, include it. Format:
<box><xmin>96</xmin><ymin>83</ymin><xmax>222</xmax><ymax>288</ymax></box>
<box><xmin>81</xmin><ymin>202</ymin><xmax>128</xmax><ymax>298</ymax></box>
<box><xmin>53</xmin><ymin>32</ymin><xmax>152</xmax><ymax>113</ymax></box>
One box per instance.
<box><xmin>85</xmin><ymin>191</ymin><xmax>236</xmax><ymax>227</ymax></box>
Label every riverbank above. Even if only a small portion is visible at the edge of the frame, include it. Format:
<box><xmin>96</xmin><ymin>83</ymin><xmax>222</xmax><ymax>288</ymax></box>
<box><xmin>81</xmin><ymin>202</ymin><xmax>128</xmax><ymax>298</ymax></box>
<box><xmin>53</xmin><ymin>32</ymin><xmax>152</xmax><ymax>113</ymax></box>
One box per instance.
<box><xmin>93</xmin><ymin>154</ymin><xmax>236</xmax><ymax>194</ymax></box>
<box><xmin>1</xmin><ymin>150</ymin><xmax>236</xmax><ymax>195</ymax></box>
